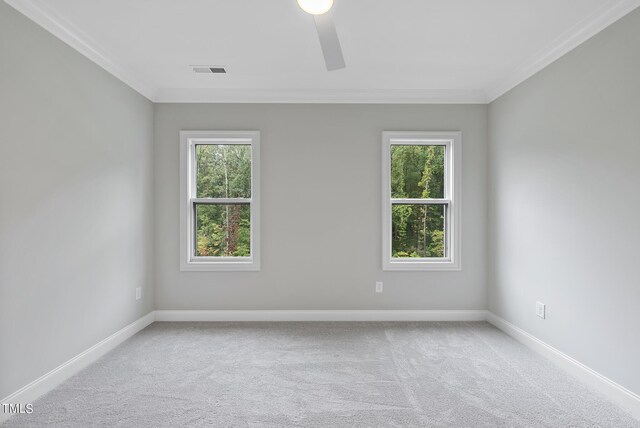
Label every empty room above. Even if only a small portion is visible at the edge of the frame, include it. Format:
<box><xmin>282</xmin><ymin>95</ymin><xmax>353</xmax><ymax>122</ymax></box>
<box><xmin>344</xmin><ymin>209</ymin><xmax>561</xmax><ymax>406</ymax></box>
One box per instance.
<box><xmin>1</xmin><ymin>0</ymin><xmax>639</xmax><ymax>426</ymax></box>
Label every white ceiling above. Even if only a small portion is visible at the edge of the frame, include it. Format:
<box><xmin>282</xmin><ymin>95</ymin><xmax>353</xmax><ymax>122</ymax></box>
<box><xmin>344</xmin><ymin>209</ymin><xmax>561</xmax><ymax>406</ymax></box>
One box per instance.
<box><xmin>6</xmin><ymin>0</ymin><xmax>640</xmax><ymax>103</ymax></box>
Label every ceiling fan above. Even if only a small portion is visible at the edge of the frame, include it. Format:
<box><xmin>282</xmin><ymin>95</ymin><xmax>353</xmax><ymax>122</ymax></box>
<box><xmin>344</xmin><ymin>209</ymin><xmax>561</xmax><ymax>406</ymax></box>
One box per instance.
<box><xmin>297</xmin><ymin>0</ymin><xmax>346</xmax><ymax>71</ymax></box>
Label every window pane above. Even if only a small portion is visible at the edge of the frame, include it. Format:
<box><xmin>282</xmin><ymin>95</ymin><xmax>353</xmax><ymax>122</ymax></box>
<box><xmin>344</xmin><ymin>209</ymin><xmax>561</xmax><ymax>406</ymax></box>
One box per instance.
<box><xmin>195</xmin><ymin>204</ymin><xmax>251</xmax><ymax>257</ymax></box>
<box><xmin>390</xmin><ymin>145</ymin><xmax>445</xmax><ymax>199</ymax></box>
<box><xmin>392</xmin><ymin>204</ymin><xmax>446</xmax><ymax>258</ymax></box>
<box><xmin>196</xmin><ymin>145</ymin><xmax>251</xmax><ymax>198</ymax></box>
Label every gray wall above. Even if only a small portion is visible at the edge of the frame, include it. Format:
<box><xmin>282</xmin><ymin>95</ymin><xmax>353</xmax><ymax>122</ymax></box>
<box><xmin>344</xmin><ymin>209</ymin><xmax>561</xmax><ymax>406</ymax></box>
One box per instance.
<box><xmin>155</xmin><ymin>104</ymin><xmax>487</xmax><ymax>310</ymax></box>
<box><xmin>488</xmin><ymin>9</ymin><xmax>640</xmax><ymax>394</ymax></box>
<box><xmin>7</xmin><ymin>0</ymin><xmax>638</xmax><ymax>401</ymax></box>
<box><xmin>0</xmin><ymin>3</ymin><xmax>155</xmax><ymax>399</ymax></box>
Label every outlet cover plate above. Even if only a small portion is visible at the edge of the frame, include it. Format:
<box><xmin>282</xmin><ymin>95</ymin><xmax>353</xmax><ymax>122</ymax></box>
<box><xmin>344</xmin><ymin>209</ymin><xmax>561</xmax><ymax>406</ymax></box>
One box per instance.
<box><xmin>536</xmin><ymin>301</ymin><xmax>546</xmax><ymax>319</ymax></box>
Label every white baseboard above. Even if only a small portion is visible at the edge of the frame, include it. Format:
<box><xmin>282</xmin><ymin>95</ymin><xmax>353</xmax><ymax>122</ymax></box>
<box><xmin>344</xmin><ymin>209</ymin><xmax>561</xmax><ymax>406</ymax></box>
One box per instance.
<box><xmin>0</xmin><ymin>311</ymin><xmax>155</xmax><ymax>424</ymax></box>
<box><xmin>486</xmin><ymin>312</ymin><xmax>640</xmax><ymax>420</ymax></box>
<box><xmin>4</xmin><ymin>309</ymin><xmax>637</xmax><ymax>423</ymax></box>
<box><xmin>154</xmin><ymin>309</ymin><xmax>488</xmax><ymax>322</ymax></box>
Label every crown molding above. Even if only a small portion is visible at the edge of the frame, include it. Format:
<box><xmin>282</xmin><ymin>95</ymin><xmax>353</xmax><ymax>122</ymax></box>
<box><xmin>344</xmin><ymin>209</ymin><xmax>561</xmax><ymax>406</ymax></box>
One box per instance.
<box><xmin>153</xmin><ymin>88</ymin><xmax>489</xmax><ymax>104</ymax></box>
<box><xmin>486</xmin><ymin>0</ymin><xmax>640</xmax><ymax>102</ymax></box>
<box><xmin>6</xmin><ymin>0</ymin><xmax>640</xmax><ymax>104</ymax></box>
<box><xmin>4</xmin><ymin>0</ymin><xmax>158</xmax><ymax>100</ymax></box>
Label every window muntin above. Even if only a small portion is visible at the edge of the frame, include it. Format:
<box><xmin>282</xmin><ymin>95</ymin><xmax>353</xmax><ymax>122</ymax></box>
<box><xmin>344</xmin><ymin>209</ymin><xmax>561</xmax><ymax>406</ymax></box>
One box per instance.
<box><xmin>180</xmin><ymin>131</ymin><xmax>260</xmax><ymax>271</ymax></box>
<box><xmin>382</xmin><ymin>132</ymin><xmax>461</xmax><ymax>271</ymax></box>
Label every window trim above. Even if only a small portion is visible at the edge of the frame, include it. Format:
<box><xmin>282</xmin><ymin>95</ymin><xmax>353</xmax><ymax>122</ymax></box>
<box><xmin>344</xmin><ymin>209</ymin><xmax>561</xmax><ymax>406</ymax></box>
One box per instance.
<box><xmin>382</xmin><ymin>131</ymin><xmax>461</xmax><ymax>271</ymax></box>
<box><xmin>180</xmin><ymin>130</ymin><xmax>260</xmax><ymax>271</ymax></box>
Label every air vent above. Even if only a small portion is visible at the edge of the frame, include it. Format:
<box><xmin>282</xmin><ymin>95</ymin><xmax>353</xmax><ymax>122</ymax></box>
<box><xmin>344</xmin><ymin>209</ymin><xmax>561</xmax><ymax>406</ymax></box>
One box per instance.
<box><xmin>192</xmin><ymin>66</ymin><xmax>226</xmax><ymax>74</ymax></box>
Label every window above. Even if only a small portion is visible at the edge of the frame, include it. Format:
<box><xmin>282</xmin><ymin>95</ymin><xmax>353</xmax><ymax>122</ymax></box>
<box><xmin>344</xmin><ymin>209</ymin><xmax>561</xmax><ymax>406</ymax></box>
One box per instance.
<box><xmin>180</xmin><ymin>131</ymin><xmax>260</xmax><ymax>271</ymax></box>
<box><xmin>382</xmin><ymin>132</ymin><xmax>461</xmax><ymax>271</ymax></box>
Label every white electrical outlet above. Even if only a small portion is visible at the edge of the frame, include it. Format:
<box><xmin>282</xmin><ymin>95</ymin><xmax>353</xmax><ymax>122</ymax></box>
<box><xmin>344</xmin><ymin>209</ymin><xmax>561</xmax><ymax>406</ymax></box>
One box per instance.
<box><xmin>536</xmin><ymin>301</ymin><xmax>545</xmax><ymax>319</ymax></box>
<box><xmin>136</xmin><ymin>287</ymin><xmax>142</xmax><ymax>301</ymax></box>
<box><xmin>375</xmin><ymin>282</ymin><xmax>383</xmax><ymax>293</ymax></box>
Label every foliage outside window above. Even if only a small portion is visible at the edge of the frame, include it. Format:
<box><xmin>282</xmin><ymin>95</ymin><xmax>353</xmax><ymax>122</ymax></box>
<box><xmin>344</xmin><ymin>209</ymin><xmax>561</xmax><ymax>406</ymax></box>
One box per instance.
<box><xmin>382</xmin><ymin>132</ymin><xmax>461</xmax><ymax>271</ymax></box>
<box><xmin>180</xmin><ymin>131</ymin><xmax>260</xmax><ymax>271</ymax></box>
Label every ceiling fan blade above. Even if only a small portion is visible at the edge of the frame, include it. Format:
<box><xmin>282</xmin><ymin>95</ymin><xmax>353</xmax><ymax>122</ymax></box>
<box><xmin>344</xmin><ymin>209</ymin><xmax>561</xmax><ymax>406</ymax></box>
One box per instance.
<box><xmin>313</xmin><ymin>12</ymin><xmax>345</xmax><ymax>71</ymax></box>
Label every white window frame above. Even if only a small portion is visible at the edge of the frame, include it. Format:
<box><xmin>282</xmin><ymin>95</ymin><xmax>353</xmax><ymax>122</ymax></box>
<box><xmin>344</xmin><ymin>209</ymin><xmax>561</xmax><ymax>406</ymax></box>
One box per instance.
<box><xmin>382</xmin><ymin>131</ymin><xmax>461</xmax><ymax>271</ymax></box>
<box><xmin>180</xmin><ymin>130</ymin><xmax>260</xmax><ymax>271</ymax></box>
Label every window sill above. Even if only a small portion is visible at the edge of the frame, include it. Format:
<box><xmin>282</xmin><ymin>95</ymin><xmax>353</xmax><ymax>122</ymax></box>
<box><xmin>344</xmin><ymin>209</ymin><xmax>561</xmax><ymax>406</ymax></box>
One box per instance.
<box><xmin>383</xmin><ymin>259</ymin><xmax>461</xmax><ymax>271</ymax></box>
<box><xmin>180</xmin><ymin>259</ymin><xmax>260</xmax><ymax>272</ymax></box>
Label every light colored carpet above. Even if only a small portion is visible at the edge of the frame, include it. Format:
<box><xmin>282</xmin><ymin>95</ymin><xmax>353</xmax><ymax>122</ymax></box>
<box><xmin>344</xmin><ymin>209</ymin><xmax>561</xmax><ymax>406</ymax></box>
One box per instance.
<box><xmin>2</xmin><ymin>322</ymin><xmax>638</xmax><ymax>427</ymax></box>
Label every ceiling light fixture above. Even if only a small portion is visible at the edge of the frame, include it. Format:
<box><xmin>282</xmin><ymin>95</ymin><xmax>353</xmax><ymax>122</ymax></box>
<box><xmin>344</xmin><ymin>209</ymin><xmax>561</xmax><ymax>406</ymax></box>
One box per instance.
<box><xmin>297</xmin><ymin>0</ymin><xmax>333</xmax><ymax>15</ymax></box>
<box><xmin>296</xmin><ymin>0</ymin><xmax>345</xmax><ymax>71</ymax></box>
